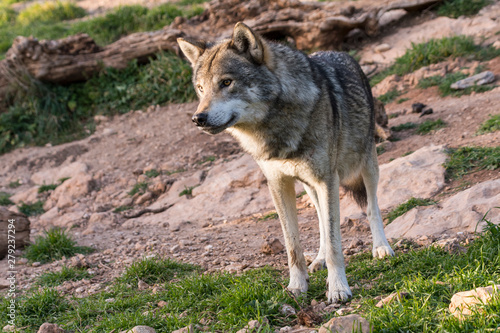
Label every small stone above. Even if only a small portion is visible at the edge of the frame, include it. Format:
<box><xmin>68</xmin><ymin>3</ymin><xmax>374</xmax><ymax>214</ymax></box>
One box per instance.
<box><xmin>138</xmin><ymin>280</ymin><xmax>150</xmax><ymax>290</ymax></box>
<box><xmin>170</xmin><ymin>245</ymin><xmax>181</xmax><ymax>253</ymax></box>
<box><xmin>376</xmin><ymin>291</ymin><xmax>409</xmax><ymax>308</ymax></box>
<box><xmin>224</xmin><ymin>263</ymin><xmax>248</xmax><ymax>273</ymax></box>
<box><xmin>374</xmin><ymin>43</ymin><xmax>391</xmax><ymax>53</ymax></box>
<box><xmin>105</xmin><ymin>298</ymin><xmax>115</xmax><ymax>303</ymax></box>
<box><xmin>171</xmin><ymin>324</ymin><xmax>194</xmax><ymax>333</ymax></box>
<box><xmin>36</xmin><ymin>323</ymin><xmax>66</xmax><ymax>333</ymax></box>
<box><xmin>319</xmin><ymin>314</ymin><xmax>370</xmax><ymax>333</ymax></box>
<box><xmin>451</xmin><ymin>71</ymin><xmax>495</xmax><ymax>90</ymax></box>
<box><xmin>348</xmin><ymin>238</ymin><xmax>363</xmax><ymax>249</ymax></box>
<box><xmin>102</xmin><ymin>128</ymin><xmax>117</xmax><ymax>136</ymax></box>
<box><xmin>75</xmin><ymin>287</ymin><xmax>85</xmax><ymax>293</ymax></box>
<box><xmin>204</xmin><ymin>244</ymin><xmax>213</xmax><ymax>251</ymax></box>
<box><xmin>260</xmin><ymin>238</ymin><xmax>284</xmax><ymax>255</ymax></box>
<box><xmin>120</xmin><ymin>326</ymin><xmax>156</xmax><ymax>333</ymax></box>
<box><xmin>32</xmin><ymin>261</ymin><xmax>41</xmax><ymax>267</ymax></box>
<box><xmin>158</xmin><ymin>300</ymin><xmax>168</xmax><ymax>308</ymax></box>
<box><xmin>335</xmin><ymin>307</ymin><xmax>353</xmax><ymax>316</ymax></box>
<box><xmin>449</xmin><ymin>285</ymin><xmax>500</xmax><ymax>318</ymax></box>
<box><xmin>3</xmin><ymin>325</ymin><xmax>15</xmax><ymax>332</ymax></box>
<box><xmin>280</xmin><ymin>304</ymin><xmax>297</xmax><ymax>316</ymax></box>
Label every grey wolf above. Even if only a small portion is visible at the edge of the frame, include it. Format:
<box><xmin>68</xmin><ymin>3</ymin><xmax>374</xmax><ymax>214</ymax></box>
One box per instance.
<box><xmin>177</xmin><ymin>22</ymin><xmax>394</xmax><ymax>303</ymax></box>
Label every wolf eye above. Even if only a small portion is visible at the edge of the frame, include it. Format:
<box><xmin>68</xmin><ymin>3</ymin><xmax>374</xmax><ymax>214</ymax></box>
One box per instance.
<box><xmin>221</xmin><ymin>79</ymin><xmax>232</xmax><ymax>87</ymax></box>
<box><xmin>197</xmin><ymin>85</ymin><xmax>204</xmax><ymax>92</ymax></box>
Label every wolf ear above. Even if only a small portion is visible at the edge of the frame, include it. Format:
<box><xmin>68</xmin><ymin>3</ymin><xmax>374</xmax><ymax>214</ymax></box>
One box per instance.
<box><xmin>177</xmin><ymin>38</ymin><xmax>206</xmax><ymax>66</ymax></box>
<box><xmin>231</xmin><ymin>22</ymin><xmax>264</xmax><ymax>64</ymax></box>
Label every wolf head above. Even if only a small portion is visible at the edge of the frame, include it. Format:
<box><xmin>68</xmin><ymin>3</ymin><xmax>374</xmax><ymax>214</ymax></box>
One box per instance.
<box><xmin>177</xmin><ymin>23</ymin><xmax>279</xmax><ymax>135</ymax></box>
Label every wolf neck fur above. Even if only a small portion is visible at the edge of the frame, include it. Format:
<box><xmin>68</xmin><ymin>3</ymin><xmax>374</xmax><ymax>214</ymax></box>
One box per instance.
<box><xmin>228</xmin><ymin>45</ymin><xmax>322</xmax><ymax>161</ymax></box>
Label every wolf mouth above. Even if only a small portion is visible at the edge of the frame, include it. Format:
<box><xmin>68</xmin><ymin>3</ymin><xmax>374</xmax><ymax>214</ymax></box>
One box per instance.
<box><xmin>200</xmin><ymin>114</ymin><xmax>238</xmax><ymax>134</ymax></box>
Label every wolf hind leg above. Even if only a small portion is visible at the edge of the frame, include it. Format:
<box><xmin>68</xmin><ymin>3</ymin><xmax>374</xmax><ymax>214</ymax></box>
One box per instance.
<box><xmin>303</xmin><ymin>184</ymin><xmax>327</xmax><ymax>273</ymax></box>
<box><xmin>361</xmin><ymin>146</ymin><xmax>394</xmax><ymax>259</ymax></box>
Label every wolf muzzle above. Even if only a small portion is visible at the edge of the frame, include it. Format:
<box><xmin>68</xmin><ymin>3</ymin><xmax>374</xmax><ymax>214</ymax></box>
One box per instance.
<box><xmin>192</xmin><ymin>113</ymin><xmax>208</xmax><ymax>127</ymax></box>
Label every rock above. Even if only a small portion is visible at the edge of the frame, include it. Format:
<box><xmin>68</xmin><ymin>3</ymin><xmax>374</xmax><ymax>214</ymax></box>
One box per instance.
<box><xmin>47</xmin><ymin>173</ymin><xmax>95</xmax><ymax>210</ymax></box>
<box><xmin>411</xmin><ymin>102</ymin><xmax>426</xmax><ymax>113</ymax></box>
<box><xmin>260</xmin><ymin>238</ymin><xmax>284</xmax><ymax>255</ymax></box>
<box><xmin>157</xmin><ymin>300</ymin><xmax>168</xmax><ymax>308</ymax></box>
<box><xmin>9</xmin><ymin>186</ymin><xmax>39</xmax><ymax>204</ymax></box>
<box><xmin>2</xmin><ymin>325</ymin><xmax>15</xmax><ymax>332</ymax></box>
<box><xmin>120</xmin><ymin>326</ymin><xmax>156</xmax><ymax>333</ymax></box>
<box><xmin>0</xmin><ymin>208</ymin><xmax>30</xmax><ymax>260</ymax></box>
<box><xmin>138</xmin><ymin>280</ymin><xmax>150</xmax><ymax>290</ymax></box>
<box><xmin>376</xmin><ymin>291</ymin><xmax>409</xmax><ymax>308</ymax></box>
<box><xmin>319</xmin><ymin>314</ymin><xmax>370</xmax><ymax>333</ymax></box>
<box><xmin>102</xmin><ymin>128</ymin><xmax>117</xmax><ymax>136</ymax></box>
<box><xmin>378</xmin><ymin>9</ymin><xmax>406</xmax><ymax>26</ymax></box>
<box><xmin>31</xmin><ymin>162</ymin><xmax>88</xmax><ymax>185</ymax></box>
<box><xmin>449</xmin><ymin>285</ymin><xmax>500</xmax><ymax>318</ymax></box>
<box><xmin>171</xmin><ymin>324</ymin><xmax>194</xmax><ymax>333</ymax></box>
<box><xmin>451</xmin><ymin>71</ymin><xmax>495</xmax><ymax>90</ymax></box>
<box><xmin>348</xmin><ymin>238</ymin><xmax>363</xmax><ymax>249</ymax></box>
<box><xmin>419</xmin><ymin>108</ymin><xmax>433</xmax><ymax>117</ymax></box>
<box><xmin>493</xmin><ymin>41</ymin><xmax>500</xmax><ymax>50</ymax></box>
<box><xmin>135</xmin><ymin>192</ymin><xmax>153</xmax><ymax>205</ymax></box>
<box><xmin>224</xmin><ymin>263</ymin><xmax>248</xmax><ymax>272</ymax></box>
<box><xmin>236</xmin><ymin>320</ymin><xmax>263</xmax><ymax>333</ymax></box>
<box><xmin>385</xmin><ymin>179</ymin><xmax>500</xmax><ymax>238</ymax></box>
<box><xmin>36</xmin><ymin>323</ymin><xmax>66</xmax><ymax>333</ymax></box>
<box><xmin>281</xmin><ymin>304</ymin><xmax>297</xmax><ymax>316</ymax></box>
<box><xmin>82</xmin><ymin>212</ymin><xmax>118</xmax><ymax>235</ymax></box>
<box><xmin>374</xmin><ymin>43</ymin><xmax>391</xmax><ymax>53</ymax></box>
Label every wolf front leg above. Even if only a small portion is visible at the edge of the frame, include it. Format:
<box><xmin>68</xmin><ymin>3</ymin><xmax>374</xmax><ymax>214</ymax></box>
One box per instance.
<box><xmin>303</xmin><ymin>184</ymin><xmax>326</xmax><ymax>273</ymax></box>
<box><xmin>314</xmin><ymin>173</ymin><xmax>352</xmax><ymax>303</ymax></box>
<box><xmin>264</xmin><ymin>172</ymin><xmax>309</xmax><ymax>296</ymax></box>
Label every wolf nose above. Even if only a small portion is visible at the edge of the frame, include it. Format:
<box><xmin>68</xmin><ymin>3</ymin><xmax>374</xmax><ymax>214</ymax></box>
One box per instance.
<box><xmin>192</xmin><ymin>113</ymin><xmax>208</xmax><ymax>126</ymax></box>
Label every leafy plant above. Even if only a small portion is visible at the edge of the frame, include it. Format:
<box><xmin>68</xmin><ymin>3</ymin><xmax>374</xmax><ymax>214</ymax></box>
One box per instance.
<box><xmin>436</xmin><ymin>0</ymin><xmax>490</xmax><ymax>18</ymax></box>
<box><xmin>144</xmin><ymin>169</ymin><xmax>160</xmax><ymax>178</ymax></box>
<box><xmin>385</xmin><ymin>197</ymin><xmax>436</xmax><ymax>223</ymax></box>
<box><xmin>377</xmin><ymin>89</ymin><xmax>400</xmax><ymax>104</ymax></box>
<box><xmin>179</xmin><ymin>185</ymin><xmax>197</xmax><ymax>197</ymax></box>
<box><xmin>8</xmin><ymin>180</ymin><xmax>21</xmax><ymax>188</ymax></box>
<box><xmin>38</xmin><ymin>184</ymin><xmax>58</xmax><ymax>193</ymax></box>
<box><xmin>444</xmin><ymin>146</ymin><xmax>500</xmax><ymax>179</ymax></box>
<box><xmin>477</xmin><ymin>114</ymin><xmax>500</xmax><ymax>135</ymax></box>
<box><xmin>390</xmin><ymin>122</ymin><xmax>417</xmax><ymax>132</ymax></box>
<box><xmin>0</xmin><ymin>191</ymin><xmax>13</xmax><ymax>205</ymax></box>
<box><xmin>18</xmin><ymin>200</ymin><xmax>45</xmax><ymax>216</ymax></box>
<box><xmin>128</xmin><ymin>182</ymin><xmax>149</xmax><ymax>196</ymax></box>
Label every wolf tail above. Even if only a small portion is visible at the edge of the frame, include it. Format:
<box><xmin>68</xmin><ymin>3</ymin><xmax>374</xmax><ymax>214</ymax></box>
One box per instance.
<box><xmin>342</xmin><ymin>176</ymin><xmax>368</xmax><ymax>209</ymax></box>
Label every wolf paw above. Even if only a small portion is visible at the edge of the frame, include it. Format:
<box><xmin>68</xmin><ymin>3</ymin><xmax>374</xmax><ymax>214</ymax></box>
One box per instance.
<box><xmin>373</xmin><ymin>245</ymin><xmax>395</xmax><ymax>259</ymax></box>
<box><xmin>308</xmin><ymin>258</ymin><xmax>326</xmax><ymax>273</ymax></box>
<box><xmin>327</xmin><ymin>287</ymin><xmax>352</xmax><ymax>304</ymax></box>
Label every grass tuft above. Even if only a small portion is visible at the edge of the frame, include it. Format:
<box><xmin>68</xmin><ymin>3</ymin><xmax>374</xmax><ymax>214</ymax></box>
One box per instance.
<box><xmin>377</xmin><ymin>89</ymin><xmax>400</xmax><ymax>104</ymax></box>
<box><xmin>38</xmin><ymin>183</ymin><xmax>58</xmax><ymax>193</ymax></box>
<box><xmin>418</xmin><ymin>72</ymin><xmax>495</xmax><ymax>97</ymax></box>
<box><xmin>259</xmin><ymin>211</ymin><xmax>279</xmax><ymax>221</ymax></box>
<box><xmin>391</xmin><ymin>122</ymin><xmax>417</xmax><ymax>132</ymax></box>
<box><xmin>144</xmin><ymin>169</ymin><xmax>160</xmax><ymax>178</ymax></box>
<box><xmin>0</xmin><ymin>191</ymin><xmax>13</xmax><ymax>205</ymax></box>
<box><xmin>444</xmin><ymin>146</ymin><xmax>500</xmax><ymax>179</ymax></box>
<box><xmin>120</xmin><ymin>256</ymin><xmax>198</xmax><ymax>285</ymax></box>
<box><xmin>128</xmin><ymin>182</ymin><xmax>148</xmax><ymax>196</ymax></box>
<box><xmin>24</xmin><ymin>228</ymin><xmax>93</xmax><ymax>263</ymax></box>
<box><xmin>114</xmin><ymin>205</ymin><xmax>133</xmax><ymax>213</ymax></box>
<box><xmin>477</xmin><ymin>114</ymin><xmax>500</xmax><ymax>135</ymax></box>
<box><xmin>17</xmin><ymin>1</ymin><xmax>86</xmax><ymax>25</ymax></box>
<box><xmin>37</xmin><ymin>265</ymin><xmax>92</xmax><ymax>287</ymax></box>
<box><xmin>397</xmin><ymin>97</ymin><xmax>410</xmax><ymax>104</ymax></box>
<box><xmin>18</xmin><ymin>200</ymin><xmax>45</xmax><ymax>216</ymax></box>
<box><xmin>8</xmin><ymin>180</ymin><xmax>21</xmax><ymax>188</ymax></box>
<box><xmin>179</xmin><ymin>185</ymin><xmax>197</xmax><ymax>197</ymax></box>
<box><xmin>385</xmin><ymin>197</ymin><xmax>436</xmax><ymax>223</ymax></box>
<box><xmin>416</xmin><ymin>119</ymin><xmax>446</xmax><ymax>134</ymax></box>
<box><xmin>436</xmin><ymin>0</ymin><xmax>490</xmax><ymax>18</ymax></box>
<box><xmin>15</xmin><ymin>288</ymin><xmax>68</xmax><ymax>328</ymax></box>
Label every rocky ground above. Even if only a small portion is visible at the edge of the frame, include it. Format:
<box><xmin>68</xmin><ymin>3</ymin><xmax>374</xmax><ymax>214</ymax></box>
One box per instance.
<box><xmin>0</xmin><ymin>1</ymin><xmax>500</xmax><ymax>331</ymax></box>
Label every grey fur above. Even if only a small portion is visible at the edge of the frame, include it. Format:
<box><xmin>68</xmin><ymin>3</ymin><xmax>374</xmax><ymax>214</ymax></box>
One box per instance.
<box><xmin>177</xmin><ymin>22</ymin><xmax>394</xmax><ymax>303</ymax></box>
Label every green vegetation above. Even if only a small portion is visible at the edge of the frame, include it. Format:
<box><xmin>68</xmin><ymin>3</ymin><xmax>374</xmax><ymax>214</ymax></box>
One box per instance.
<box><xmin>402</xmin><ymin>150</ymin><xmax>414</xmax><ymax>157</ymax></box>
<box><xmin>164</xmin><ymin>168</ymin><xmax>186</xmax><ymax>176</ymax></box>
<box><xmin>259</xmin><ymin>211</ymin><xmax>279</xmax><ymax>221</ymax></box>
<box><xmin>128</xmin><ymin>182</ymin><xmax>149</xmax><ymax>196</ymax></box>
<box><xmin>397</xmin><ymin>97</ymin><xmax>409</xmax><ymax>104</ymax></box>
<box><xmin>120</xmin><ymin>256</ymin><xmax>198</xmax><ymax>285</ymax></box>
<box><xmin>0</xmin><ymin>191</ymin><xmax>13</xmax><ymax>205</ymax></box>
<box><xmin>436</xmin><ymin>0</ymin><xmax>490</xmax><ymax>18</ymax></box>
<box><xmin>296</xmin><ymin>190</ymin><xmax>307</xmax><ymax>198</ymax></box>
<box><xmin>197</xmin><ymin>155</ymin><xmax>216</xmax><ymax>164</ymax></box>
<box><xmin>144</xmin><ymin>169</ymin><xmax>160</xmax><ymax>178</ymax></box>
<box><xmin>418</xmin><ymin>72</ymin><xmax>495</xmax><ymax>97</ymax></box>
<box><xmin>376</xmin><ymin>145</ymin><xmax>385</xmax><ymax>156</ymax></box>
<box><xmin>17</xmin><ymin>1</ymin><xmax>86</xmax><ymax>26</ymax></box>
<box><xmin>385</xmin><ymin>197</ymin><xmax>436</xmax><ymax>223</ymax></box>
<box><xmin>9</xmin><ymin>180</ymin><xmax>21</xmax><ymax>188</ymax></box>
<box><xmin>113</xmin><ymin>205</ymin><xmax>133</xmax><ymax>213</ymax></box>
<box><xmin>377</xmin><ymin>89</ymin><xmax>400</xmax><ymax>104</ymax></box>
<box><xmin>24</xmin><ymin>228</ymin><xmax>93</xmax><ymax>264</ymax></box>
<box><xmin>416</xmin><ymin>119</ymin><xmax>446</xmax><ymax>134</ymax></box>
<box><xmin>3</xmin><ymin>213</ymin><xmax>500</xmax><ymax>331</ymax></box>
<box><xmin>371</xmin><ymin>36</ymin><xmax>500</xmax><ymax>86</ymax></box>
<box><xmin>179</xmin><ymin>185</ymin><xmax>197</xmax><ymax>197</ymax></box>
<box><xmin>37</xmin><ymin>266</ymin><xmax>92</xmax><ymax>287</ymax></box>
<box><xmin>18</xmin><ymin>200</ymin><xmax>45</xmax><ymax>216</ymax></box>
<box><xmin>444</xmin><ymin>146</ymin><xmax>500</xmax><ymax>179</ymax></box>
<box><xmin>477</xmin><ymin>114</ymin><xmax>500</xmax><ymax>135</ymax></box>
<box><xmin>38</xmin><ymin>183</ymin><xmax>58</xmax><ymax>193</ymax></box>
<box><xmin>390</xmin><ymin>122</ymin><xmax>417</xmax><ymax>132</ymax></box>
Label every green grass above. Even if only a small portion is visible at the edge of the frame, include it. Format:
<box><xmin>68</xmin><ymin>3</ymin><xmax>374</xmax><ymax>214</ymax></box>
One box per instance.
<box><xmin>377</xmin><ymin>89</ymin><xmax>401</xmax><ymax>104</ymax></box>
<box><xmin>390</xmin><ymin>122</ymin><xmax>417</xmax><ymax>132</ymax></box>
<box><xmin>477</xmin><ymin>114</ymin><xmax>500</xmax><ymax>135</ymax></box>
<box><xmin>296</xmin><ymin>190</ymin><xmax>307</xmax><ymax>198</ymax></box>
<box><xmin>128</xmin><ymin>182</ymin><xmax>148</xmax><ymax>196</ymax></box>
<box><xmin>37</xmin><ymin>266</ymin><xmax>93</xmax><ymax>287</ymax></box>
<box><xmin>113</xmin><ymin>205</ymin><xmax>133</xmax><ymax>213</ymax></box>
<box><xmin>3</xmin><ymin>213</ymin><xmax>500</xmax><ymax>332</ymax></box>
<box><xmin>370</xmin><ymin>36</ymin><xmax>500</xmax><ymax>86</ymax></box>
<box><xmin>24</xmin><ymin>228</ymin><xmax>93</xmax><ymax>264</ymax></box>
<box><xmin>119</xmin><ymin>256</ymin><xmax>198</xmax><ymax>285</ymax></box>
<box><xmin>179</xmin><ymin>185</ymin><xmax>197</xmax><ymax>197</ymax></box>
<box><xmin>0</xmin><ymin>191</ymin><xmax>13</xmax><ymax>205</ymax></box>
<box><xmin>397</xmin><ymin>97</ymin><xmax>410</xmax><ymax>104</ymax></box>
<box><xmin>17</xmin><ymin>1</ymin><xmax>86</xmax><ymax>26</ymax></box>
<box><xmin>416</xmin><ymin>119</ymin><xmax>446</xmax><ymax>134</ymax></box>
<box><xmin>444</xmin><ymin>146</ymin><xmax>500</xmax><ymax>180</ymax></box>
<box><xmin>197</xmin><ymin>155</ymin><xmax>216</xmax><ymax>165</ymax></box>
<box><xmin>0</xmin><ymin>51</ymin><xmax>195</xmax><ymax>155</ymax></box>
<box><xmin>38</xmin><ymin>184</ymin><xmax>58</xmax><ymax>193</ymax></box>
<box><xmin>376</xmin><ymin>145</ymin><xmax>385</xmax><ymax>156</ymax></box>
<box><xmin>8</xmin><ymin>180</ymin><xmax>21</xmax><ymax>188</ymax></box>
<box><xmin>418</xmin><ymin>72</ymin><xmax>495</xmax><ymax>97</ymax></box>
<box><xmin>402</xmin><ymin>150</ymin><xmax>414</xmax><ymax>157</ymax></box>
<box><xmin>18</xmin><ymin>200</ymin><xmax>45</xmax><ymax>216</ymax></box>
<box><xmin>385</xmin><ymin>197</ymin><xmax>437</xmax><ymax>223</ymax></box>
<box><xmin>436</xmin><ymin>0</ymin><xmax>490</xmax><ymax>18</ymax></box>
<box><xmin>144</xmin><ymin>169</ymin><xmax>160</xmax><ymax>178</ymax></box>
<box><xmin>259</xmin><ymin>212</ymin><xmax>279</xmax><ymax>221</ymax></box>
